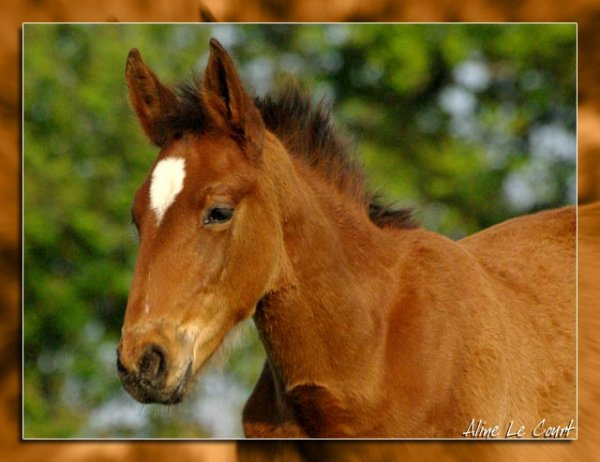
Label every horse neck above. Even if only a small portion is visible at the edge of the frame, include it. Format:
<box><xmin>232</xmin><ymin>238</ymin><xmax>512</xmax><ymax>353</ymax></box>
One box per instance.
<box><xmin>254</xmin><ymin>134</ymin><xmax>399</xmax><ymax>395</ymax></box>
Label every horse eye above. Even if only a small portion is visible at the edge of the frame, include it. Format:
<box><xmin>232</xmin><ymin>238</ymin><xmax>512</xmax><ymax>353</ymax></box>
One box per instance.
<box><xmin>203</xmin><ymin>206</ymin><xmax>234</xmax><ymax>225</ymax></box>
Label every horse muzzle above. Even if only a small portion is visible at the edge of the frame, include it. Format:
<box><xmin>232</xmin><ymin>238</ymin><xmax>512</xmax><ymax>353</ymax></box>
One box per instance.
<box><xmin>116</xmin><ymin>343</ymin><xmax>192</xmax><ymax>404</ymax></box>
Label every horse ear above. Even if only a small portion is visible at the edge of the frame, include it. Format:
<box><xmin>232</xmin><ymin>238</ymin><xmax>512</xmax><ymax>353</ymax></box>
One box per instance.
<box><xmin>201</xmin><ymin>38</ymin><xmax>264</xmax><ymax>161</ymax></box>
<box><xmin>125</xmin><ymin>49</ymin><xmax>179</xmax><ymax>147</ymax></box>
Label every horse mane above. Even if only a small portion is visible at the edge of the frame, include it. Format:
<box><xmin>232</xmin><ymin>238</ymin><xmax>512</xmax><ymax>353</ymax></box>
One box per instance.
<box><xmin>173</xmin><ymin>80</ymin><xmax>416</xmax><ymax>230</ymax></box>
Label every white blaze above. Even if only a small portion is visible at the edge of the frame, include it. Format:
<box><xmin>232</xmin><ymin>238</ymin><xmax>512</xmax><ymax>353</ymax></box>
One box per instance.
<box><xmin>149</xmin><ymin>157</ymin><xmax>186</xmax><ymax>224</ymax></box>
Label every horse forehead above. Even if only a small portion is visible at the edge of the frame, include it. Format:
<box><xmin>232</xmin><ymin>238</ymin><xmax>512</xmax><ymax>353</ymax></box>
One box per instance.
<box><xmin>149</xmin><ymin>156</ymin><xmax>186</xmax><ymax>224</ymax></box>
<box><xmin>143</xmin><ymin>135</ymin><xmax>250</xmax><ymax>223</ymax></box>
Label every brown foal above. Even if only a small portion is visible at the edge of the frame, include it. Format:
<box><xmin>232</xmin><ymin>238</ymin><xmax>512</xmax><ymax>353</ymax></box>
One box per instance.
<box><xmin>117</xmin><ymin>39</ymin><xmax>575</xmax><ymax>438</ymax></box>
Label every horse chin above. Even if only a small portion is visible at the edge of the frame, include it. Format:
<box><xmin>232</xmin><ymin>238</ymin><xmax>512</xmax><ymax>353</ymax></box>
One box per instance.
<box><xmin>121</xmin><ymin>361</ymin><xmax>193</xmax><ymax>405</ymax></box>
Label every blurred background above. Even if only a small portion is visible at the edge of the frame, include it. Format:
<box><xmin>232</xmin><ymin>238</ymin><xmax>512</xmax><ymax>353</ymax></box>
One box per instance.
<box><xmin>24</xmin><ymin>24</ymin><xmax>575</xmax><ymax>438</ymax></box>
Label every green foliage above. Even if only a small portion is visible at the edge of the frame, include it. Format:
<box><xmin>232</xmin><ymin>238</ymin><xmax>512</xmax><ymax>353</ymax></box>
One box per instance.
<box><xmin>23</xmin><ymin>24</ymin><xmax>575</xmax><ymax>438</ymax></box>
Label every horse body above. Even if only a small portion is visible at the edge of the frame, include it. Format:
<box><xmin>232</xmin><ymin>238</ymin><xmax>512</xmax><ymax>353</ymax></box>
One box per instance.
<box><xmin>243</xmin><ymin>142</ymin><xmax>575</xmax><ymax>436</ymax></box>
<box><xmin>117</xmin><ymin>39</ymin><xmax>575</xmax><ymax>438</ymax></box>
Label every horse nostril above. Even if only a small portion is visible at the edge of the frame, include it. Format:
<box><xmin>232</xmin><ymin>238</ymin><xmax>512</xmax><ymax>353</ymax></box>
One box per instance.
<box><xmin>138</xmin><ymin>344</ymin><xmax>167</xmax><ymax>382</ymax></box>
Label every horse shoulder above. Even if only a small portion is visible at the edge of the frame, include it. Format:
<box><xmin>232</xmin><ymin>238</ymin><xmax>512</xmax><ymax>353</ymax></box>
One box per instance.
<box><xmin>383</xmin><ymin>219</ymin><xmax>575</xmax><ymax>432</ymax></box>
<box><xmin>458</xmin><ymin>206</ymin><xmax>575</xmax><ymax>340</ymax></box>
<box><xmin>457</xmin><ymin>206</ymin><xmax>576</xmax><ymax>425</ymax></box>
<box><xmin>380</xmin><ymin>230</ymin><xmax>508</xmax><ymax>434</ymax></box>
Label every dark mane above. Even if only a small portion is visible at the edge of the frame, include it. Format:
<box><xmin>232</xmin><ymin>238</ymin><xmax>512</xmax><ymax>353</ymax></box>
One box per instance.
<box><xmin>172</xmin><ymin>80</ymin><xmax>416</xmax><ymax>230</ymax></box>
<box><xmin>255</xmin><ymin>85</ymin><xmax>365</xmax><ymax>204</ymax></box>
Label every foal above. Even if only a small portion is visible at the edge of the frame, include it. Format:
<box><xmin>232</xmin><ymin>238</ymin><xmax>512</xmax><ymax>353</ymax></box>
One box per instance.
<box><xmin>117</xmin><ymin>39</ymin><xmax>575</xmax><ymax>438</ymax></box>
